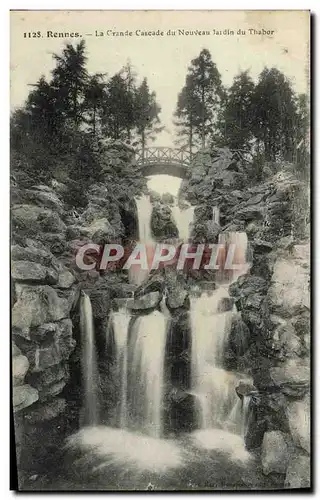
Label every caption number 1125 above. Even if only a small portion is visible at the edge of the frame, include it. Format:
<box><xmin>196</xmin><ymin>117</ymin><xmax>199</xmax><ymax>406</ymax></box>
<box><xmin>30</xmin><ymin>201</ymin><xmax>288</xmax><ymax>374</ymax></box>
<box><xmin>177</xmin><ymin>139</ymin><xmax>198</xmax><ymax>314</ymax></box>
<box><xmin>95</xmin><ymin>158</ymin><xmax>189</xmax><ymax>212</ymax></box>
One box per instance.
<box><xmin>23</xmin><ymin>32</ymin><xmax>42</xmax><ymax>38</ymax></box>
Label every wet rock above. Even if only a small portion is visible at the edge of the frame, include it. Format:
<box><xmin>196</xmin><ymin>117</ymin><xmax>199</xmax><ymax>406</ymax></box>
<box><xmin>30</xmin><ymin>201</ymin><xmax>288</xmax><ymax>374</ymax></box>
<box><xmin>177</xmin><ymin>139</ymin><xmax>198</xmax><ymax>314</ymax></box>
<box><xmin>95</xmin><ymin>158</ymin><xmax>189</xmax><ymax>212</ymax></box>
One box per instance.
<box><xmin>228</xmin><ymin>315</ymin><xmax>251</xmax><ymax>358</ymax></box>
<box><xmin>28</xmin><ymin>363</ymin><xmax>68</xmax><ymax>387</ymax></box>
<box><xmin>151</xmin><ymin>204</ymin><xmax>179</xmax><ymax>240</ymax></box>
<box><xmin>128</xmin><ymin>291</ymin><xmax>161</xmax><ymax>311</ymax></box>
<box><xmin>11</xmin><ymin>204</ymin><xmax>44</xmax><ymax>234</ymax></box>
<box><xmin>12</xmin><ymin>341</ymin><xmax>21</xmax><ymax>357</ymax></box>
<box><xmin>285</xmin><ymin>395</ymin><xmax>310</xmax><ymax>454</ymax></box>
<box><xmin>23</xmin><ymin>398</ymin><xmax>67</xmax><ymax>424</ymax></box>
<box><xmin>251</xmin><ymin>240</ymin><xmax>273</xmax><ymax>254</ymax></box>
<box><xmin>49</xmin><ymin>258</ymin><xmax>76</xmax><ymax>289</ymax></box>
<box><xmin>217</xmin><ymin>297</ymin><xmax>234</xmax><ymax>313</ymax></box>
<box><xmin>37</xmin><ymin>380</ymin><xmax>67</xmax><ymax>402</ymax></box>
<box><xmin>12</xmin><ymin>354</ymin><xmax>29</xmax><ymax>386</ymax></box>
<box><xmin>268</xmin><ymin>259</ymin><xmax>310</xmax><ymax>318</ymax></box>
<box><xmin>261</xmin><ymin>431</ymin><xmax>289</xmax><ymax>475</ymax></box>
<box><xmin>285</xmin><ymin>455</ymin><xmax>311</xmax><ymax>489</ymax></box>
<box><xmin>235</xmin><ymin>381</ymin><xmax>256</xmax><ymax>399</ymax></box>
<box><xmin>270</xmin><ymin>359</ymin><xmax>309</xmax><ymax>386</ymax></box>
<box><xmin>22</xmin><ymin>186</ymin><xmax>64</xmax><ymax>213</ymax></box>
<box><xmin>11</xmin><ymin>261</ymin><xmax>58</xmax><ymax>284</ymax></box>
<box><xmin>38</xmin><ymin>211</ymin><xmax>66</xmax><ymax>233</ymax></box>
<box><xmin>12</xmin><ymin>285</ymin><xmax>73</xmax><ymax>338</ymax></box>
<box><xmin>33</xmin><ymin>319</ymin><xmax>75</xmax><ymax>371</ymax></box>
<box><xmin>13</xmin><ymin>384</ymin><xmax>39</xmax><ymax>412</ymax></box>
<box><xmin>87</xmin><ymin>289</ymin><xmax>111</xmax><ymax>320</ymax></box>
<box><xmin>11</xmin><ymin>243</ymin><xmax>53</xmax><ymax>267</ymax></box>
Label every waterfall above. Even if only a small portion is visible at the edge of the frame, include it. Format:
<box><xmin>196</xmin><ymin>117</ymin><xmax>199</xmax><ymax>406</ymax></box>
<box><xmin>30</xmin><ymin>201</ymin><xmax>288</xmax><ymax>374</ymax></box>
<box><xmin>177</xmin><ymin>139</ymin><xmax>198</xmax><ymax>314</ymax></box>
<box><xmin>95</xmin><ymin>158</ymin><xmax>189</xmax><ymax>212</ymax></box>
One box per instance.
<box><xmin>171</xmin><ymin>203</ymin><xmax>195</xmax><ymax>241</ymax></box>
<box><xmin>135</xmin><ymin>194</ymin><xmax>154</xmax><ymax>242</ymax></box>
<box><xmin>107</xmin><ymin>308</ymin><xmax>131</xmax><ymax>428</ymax></box>
<box><xmin>228</xmin><ymin>394</ymin><xmax>251</xmax><ymax>437</ymax></box>
<box><xmin>80</xmin><ymin>292</ymin><xmax>99</xmax><ymax>426</ymax></box>
<box><xmin>190</xmin><ymin>287</ymin><xmax>245</xmax><ymax>431</ymax></box>
<box><xmin>217</xmin><ymin>231</ymin><xmax>249</xmax><ymax>284</ymax></box>
<box><xmin>127</xmin><ymin>311</ymin><xmax>168</xmax><ymax>438</ymax></box>
<box><xmin>130</xmin><ymin>195</ymin><xmax>155</xmax><ymax>285</ymax></box>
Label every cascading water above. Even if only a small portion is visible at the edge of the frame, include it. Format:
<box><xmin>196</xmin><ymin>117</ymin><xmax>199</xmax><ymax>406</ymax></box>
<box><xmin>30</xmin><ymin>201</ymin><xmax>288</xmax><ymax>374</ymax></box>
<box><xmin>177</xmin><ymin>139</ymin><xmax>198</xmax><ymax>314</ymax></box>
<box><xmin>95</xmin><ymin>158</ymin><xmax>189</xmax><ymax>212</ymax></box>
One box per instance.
<box><xmin>171</xmin><ymin>203</ymin><xmax>195</xmax><ymax>241</ymax></box>
<box><xmin>106</xmin><ymin>308</ymin><xmax>131</xmax><ymax>428</ymax></box>
<box><xmin>135</xmin><ymin>194</ymin><xmax>154</xmax><ymax>243</ymax></box>
<box><xmin>217</xmin><ymin>231</ymin><xmax>249</xmax><ymax>284</ymax></box>
<box><xmin>129</xmin><ymin>195</ymin><xmax>155</xmax><ymax>285</ymax></box>
<box><xmin>190</xmin><ymin>287</ymin><xmax>240</xmax><ymax>429</ymax></box>
<box><xmin>127</xmin><ymin>310</ymin><xmax>168</xmax><ymax>438</ymax></box>
<box><xmin>80</xmin><ymin>292</ymin><xmax>99</xmax><ymax>426</ymax></box>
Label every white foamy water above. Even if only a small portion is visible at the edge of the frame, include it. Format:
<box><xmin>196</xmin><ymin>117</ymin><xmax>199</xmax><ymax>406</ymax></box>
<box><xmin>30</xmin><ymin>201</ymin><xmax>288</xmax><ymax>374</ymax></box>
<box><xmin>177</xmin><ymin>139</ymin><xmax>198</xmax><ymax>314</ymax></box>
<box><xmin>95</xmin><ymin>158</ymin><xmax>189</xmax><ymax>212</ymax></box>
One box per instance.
<box><xmin>192</xmin><ymin>429</ymin><xmax>251</xmax><ymax>463</ymax></box>
<box><xmin>67</xmin><ymin>426</ymin><xmax>184</xmax><ymax>473</ymax></box>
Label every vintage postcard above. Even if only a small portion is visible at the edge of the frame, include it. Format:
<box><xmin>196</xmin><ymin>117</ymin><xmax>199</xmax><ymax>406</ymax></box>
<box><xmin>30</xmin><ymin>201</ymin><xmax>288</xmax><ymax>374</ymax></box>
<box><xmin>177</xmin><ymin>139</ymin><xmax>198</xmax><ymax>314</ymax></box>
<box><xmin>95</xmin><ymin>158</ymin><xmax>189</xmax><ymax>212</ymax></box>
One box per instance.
<box><xmin>10</xmin><ymin>10</ymin><xmax>310</xmax><ymax>491</ymax></box>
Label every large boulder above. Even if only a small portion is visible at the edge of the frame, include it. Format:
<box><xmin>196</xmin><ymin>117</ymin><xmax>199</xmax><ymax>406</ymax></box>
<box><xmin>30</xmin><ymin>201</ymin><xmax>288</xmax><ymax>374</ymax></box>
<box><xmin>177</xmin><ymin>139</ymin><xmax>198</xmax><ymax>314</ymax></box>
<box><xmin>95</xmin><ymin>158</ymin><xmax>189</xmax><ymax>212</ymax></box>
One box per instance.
<box><xmin>13</xmin><ymin>384</ymin><xmax>39</xmax><ymax>412</ymax></box>
<box><xmin>268</xmin><ymin>259</ymin><xmax>310</xmax><ymax>318</ymax></box>
<box><xmin>32</xmin><ymin>319</ymin><xmax>75</xmax><ymax>371</ymax></box>
<box><xmin>11</xmin><ymin>261</ymin><xmax>58</xmax><ymax>284</ymax></box>
<box><xmin>261</xmin><ymin>431</ymin><xmax>289</xmax><ymax>475</ymax></box>
<box><xmin>12</xmin><ymin>285</ymin><xmax>72</xmax><ymax>338</ymax></box>
<box><xmin>285</xmin><ymin>395</ymin><xmax>310</xmax><ymax>454</ymax></box>
<box><xmin>12</xmin><ymin>354</ymin><xmax>29</xmax><ymax>386</ymax></box>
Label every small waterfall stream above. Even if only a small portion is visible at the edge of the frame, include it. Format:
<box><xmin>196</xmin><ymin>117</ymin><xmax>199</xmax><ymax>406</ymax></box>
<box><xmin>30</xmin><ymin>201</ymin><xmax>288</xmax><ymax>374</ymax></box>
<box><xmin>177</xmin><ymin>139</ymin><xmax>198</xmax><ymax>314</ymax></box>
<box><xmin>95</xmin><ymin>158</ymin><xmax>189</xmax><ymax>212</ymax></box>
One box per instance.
<box><xmin>190</xmin><ymin>287</ymin><xmax>241</xmax><ymax>429</ymax></box>
<box><xmin>80</xmin><ymin>292</ymin><xmax>99</xmax><ymax>426</ymax></box>
<box><xmin>129</xmin><ymin>195</ymin><xmax>155</xmax><ymax>285</ymax></box>
<box><xmin>171</xmin><ymin>203</ymin><xmax>195</xmax><ymax>241</ymax></box>
<box><xmin>107</xmin><ymin>308</ymin><xmax>131</xmax><ymax>428</ymax></box>
<box><xmin>127</xmin><ymin>311</ymin><xmax>168</xmax><ymax>438</ymax></box>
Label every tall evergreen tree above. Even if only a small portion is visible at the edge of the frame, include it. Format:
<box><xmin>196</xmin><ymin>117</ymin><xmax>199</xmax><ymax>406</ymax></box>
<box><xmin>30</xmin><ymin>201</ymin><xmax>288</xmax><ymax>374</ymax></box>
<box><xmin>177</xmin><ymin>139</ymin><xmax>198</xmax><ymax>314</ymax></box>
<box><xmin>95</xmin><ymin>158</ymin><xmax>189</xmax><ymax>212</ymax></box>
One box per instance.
<box><xmin>174</xmin><ymin>49</ymin><xmax>225</xmax><ymax>150</ymax></box>
<box><xmin>252</xmin><ymin>67</ymin><xmax>298</xmax><ymax>161</ymax></box>
<box><xmin>84</xmin><ymin>73</ymin><xmax>106</xmax><ymax>136</ymax></box>
<box><xmin>220</xmin><ymin>70</ymin><xmax>255</xmax><ymax>151</ymax></box>
<box><xmin>135</xmin><ymin>78</ymin><xmax>163</xmax><ymax>158</ymax></box>
<box><xmin>51</xmin><ymin>40</ymin><xmax>88</xmax><ymax>128</ymax></box>
<box><xmin>173</xmin><ymin>74</ymin><xmax>198</xmax><ymax>155</ymax></box>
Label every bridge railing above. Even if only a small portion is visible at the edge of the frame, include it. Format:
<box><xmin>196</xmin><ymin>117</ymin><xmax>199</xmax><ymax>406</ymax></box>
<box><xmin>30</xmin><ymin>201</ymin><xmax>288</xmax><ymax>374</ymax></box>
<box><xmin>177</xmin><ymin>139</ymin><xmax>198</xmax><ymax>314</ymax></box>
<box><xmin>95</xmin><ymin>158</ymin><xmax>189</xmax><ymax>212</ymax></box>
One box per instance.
<box><xmin>136</xmin><ymin>147</ymin><xmax>191</xmax><ymax>166</ymax></box>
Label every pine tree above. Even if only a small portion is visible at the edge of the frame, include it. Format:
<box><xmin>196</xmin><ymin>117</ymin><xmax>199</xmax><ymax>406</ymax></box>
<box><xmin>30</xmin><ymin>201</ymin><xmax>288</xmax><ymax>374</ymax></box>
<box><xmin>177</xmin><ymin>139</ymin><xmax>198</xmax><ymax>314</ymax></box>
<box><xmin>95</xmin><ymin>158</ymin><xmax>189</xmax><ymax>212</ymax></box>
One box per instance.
<box><xmin>220</xmin><ymin>70</ymin><xmax>255</xmax><ymax>151</ymax></box>
<box><xmin>252</xmin><ymin>67</ymin><xmax>298</xmax><ymax>161</ymax></box>
<box><xmin>174</xmin><ymin>49</ymin><xmax>225</xmax><ymax>150</ymax></box>
<box><xmin>84</xmin><ymin>73</ymin><xmax>106</xmax><ymax>136</ymax></box>
<box><xmin>135</xmin><ymin>78</ymin><xmax>163</xmax><ymax>158</ymax></box>
<box><xmin>173</xmin><ymin>74</ymin><xmax>198</xmax><ymax>155</ymax></box>
<box><xmin>51</xmin><ymin>40</ymin><xmax>88</xmax><ymax>128</ymax></box>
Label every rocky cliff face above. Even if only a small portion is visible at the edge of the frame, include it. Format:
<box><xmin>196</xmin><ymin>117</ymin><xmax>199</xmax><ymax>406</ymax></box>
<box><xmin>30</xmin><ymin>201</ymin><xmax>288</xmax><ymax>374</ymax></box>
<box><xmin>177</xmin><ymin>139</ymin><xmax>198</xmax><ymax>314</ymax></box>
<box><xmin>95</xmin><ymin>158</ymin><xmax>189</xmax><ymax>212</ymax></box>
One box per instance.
<box><xmin>182</xmin><ymin>148</ymin><xmax>310</xmax><ymax>488</ymax></box>
<box><xmin>11</xmin><ymin>142</ymin><xmax>144</xmax><ymax>481</ymax></box>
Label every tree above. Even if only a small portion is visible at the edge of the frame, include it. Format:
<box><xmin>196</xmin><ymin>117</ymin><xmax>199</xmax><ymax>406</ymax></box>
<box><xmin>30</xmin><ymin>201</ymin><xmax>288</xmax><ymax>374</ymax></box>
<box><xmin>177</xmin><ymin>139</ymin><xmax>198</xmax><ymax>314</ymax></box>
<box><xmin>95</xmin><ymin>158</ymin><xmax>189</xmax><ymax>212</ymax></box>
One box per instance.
<box><xmin>174</xmin><ymin>49</ymin><xmax>225</xmax><ymax>150</ymax></box>
<box><xmin>120</xmin><ymin>61</ymin><xmax>138</xmax><ymax>141</ymax></box>
<box><xmin>135</xmin><ymin>78</ymin><xmax>163</xmax><ymax>158</ymax></box>
<box><xmin>51</xmin><ymin>40</ymin><xmax>89</xmax><ymax>128</ymax></box>
<box><xmin>173</xmin><ymin>74</ymin><xmax>198</xmax><ymax>155</ymax></box>
<box><xmin>251</xmin><ymin>67</ymin><xmax>298</xmax><ymax>161</ymax></box>
<box><xmin>220</xmin><ymin>70</ymin><xmax>255</xmax><ymax>151</ymax></box>
<box><xmin>84</xmin><ymin>73</ymin><xmax>106</xmax><ymax>136</ymax></box>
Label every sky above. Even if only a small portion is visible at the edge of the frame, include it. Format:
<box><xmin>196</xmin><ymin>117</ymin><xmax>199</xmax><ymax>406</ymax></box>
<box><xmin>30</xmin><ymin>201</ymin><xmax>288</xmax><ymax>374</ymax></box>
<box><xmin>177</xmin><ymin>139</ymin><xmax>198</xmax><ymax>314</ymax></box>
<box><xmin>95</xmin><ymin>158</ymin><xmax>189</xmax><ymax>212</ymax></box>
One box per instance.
<box><xmin>10</xmin><ymin>11</ymin><xmax>309</xmax><ymax>194</ymax></box>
